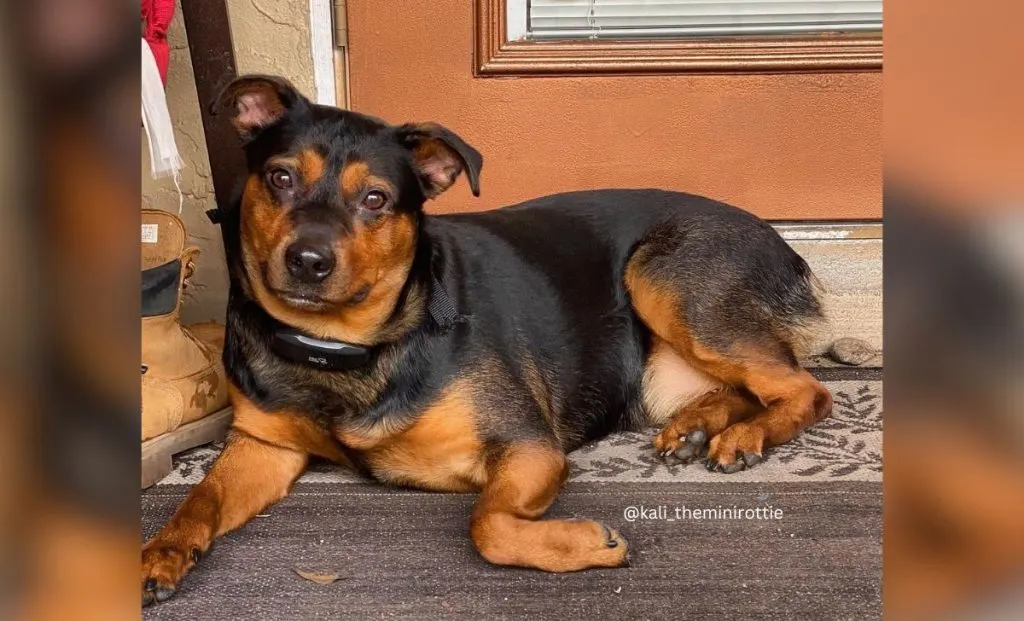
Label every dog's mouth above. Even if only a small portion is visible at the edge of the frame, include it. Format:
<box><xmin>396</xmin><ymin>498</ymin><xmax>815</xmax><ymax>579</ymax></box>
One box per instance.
<box><xmin>275</xmin><ymin>292</ymin><xmax>332</xmax><ymax>311</ymax></box>
<box><xmin>271</xmin><ymin>285</ymin><xmax>372</xmax><ymax>312</ymax></box>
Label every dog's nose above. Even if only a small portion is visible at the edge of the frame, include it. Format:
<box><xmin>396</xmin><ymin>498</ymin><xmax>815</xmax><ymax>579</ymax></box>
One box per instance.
<box><xmin>285</xmin><ymin>242</ymin><xmax>335</xmax><ymax>283</ymax></box>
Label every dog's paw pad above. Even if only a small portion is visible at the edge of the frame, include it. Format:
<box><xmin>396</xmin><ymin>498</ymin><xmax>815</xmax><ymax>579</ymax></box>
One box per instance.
<box><xmin>671</xmin><ymin>429</ymin><xmax>708</xmax><ymax>464</ymax></box>
<box><xmin>657</xmin><ymin>427</ymin><xmax>708</xmax><ymax>465</ymax></box>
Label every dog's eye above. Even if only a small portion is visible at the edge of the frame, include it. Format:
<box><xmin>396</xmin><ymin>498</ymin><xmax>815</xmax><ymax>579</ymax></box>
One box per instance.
<box><xmin>267</xmin><ymin>168</ymin><xmax>294</xmax><ymax>190</ymax></box>
<box><xmin>363</xmin><ymin>190</ymin><xmax>387</xmax><ymax>210</ymax></box>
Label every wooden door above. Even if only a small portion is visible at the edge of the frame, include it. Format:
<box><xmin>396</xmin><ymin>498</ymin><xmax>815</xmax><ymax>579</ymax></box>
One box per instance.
<box><xmin>344</xmin><ymin>0</ymin><xmax>881</xmax><ymax>220</ymax></box>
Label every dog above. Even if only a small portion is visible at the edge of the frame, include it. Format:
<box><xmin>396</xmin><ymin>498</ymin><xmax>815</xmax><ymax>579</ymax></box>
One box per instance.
<box><xmin>142</xmin><ymin>74</ymin><xmax>832</xmax><ymax>605</ymax></box>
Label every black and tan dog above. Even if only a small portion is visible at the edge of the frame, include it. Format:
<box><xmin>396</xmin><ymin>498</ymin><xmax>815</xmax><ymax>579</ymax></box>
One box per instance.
<box><xmin>142</xmin><ymin>75</ymin><xmax>832</xmax><ymax>605</ymax></box>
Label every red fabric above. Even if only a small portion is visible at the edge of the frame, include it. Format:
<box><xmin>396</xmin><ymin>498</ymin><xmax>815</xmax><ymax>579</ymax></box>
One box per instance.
<box><xmin>141</xmin><ymin>0</ymin><xmax>176</xmax><ymax>84</ymax></box>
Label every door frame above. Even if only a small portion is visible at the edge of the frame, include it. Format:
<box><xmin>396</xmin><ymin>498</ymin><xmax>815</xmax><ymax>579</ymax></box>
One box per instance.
<box><xmin>475</xmin><ymin>0</ymin><xmax>883</xmax><ymax>76</ymax></box>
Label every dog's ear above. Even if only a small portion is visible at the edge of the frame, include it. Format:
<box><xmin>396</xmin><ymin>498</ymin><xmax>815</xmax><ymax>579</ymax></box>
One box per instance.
<box><xmin>395</xmin><ymin>123</ymin><xmax>482</xmax><ymax>198</ymax></box>
<box><xmin>214</xmin><ymin>74</ymin><xmax>309</xmax><ymax>139</ymax></box>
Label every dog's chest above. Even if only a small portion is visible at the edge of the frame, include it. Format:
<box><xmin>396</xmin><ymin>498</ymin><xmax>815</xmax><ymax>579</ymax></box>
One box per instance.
<box><xmin>333</xmin><ymin>380</ymin><xmax>487</xmax><ymax>492</ymax></box>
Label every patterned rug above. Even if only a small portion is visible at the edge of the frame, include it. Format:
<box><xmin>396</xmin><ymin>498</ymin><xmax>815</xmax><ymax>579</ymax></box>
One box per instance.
<box><xmin>156</xmin><ymin>379</ymin><xmax>882</xmax><ymax>486</ymax></box>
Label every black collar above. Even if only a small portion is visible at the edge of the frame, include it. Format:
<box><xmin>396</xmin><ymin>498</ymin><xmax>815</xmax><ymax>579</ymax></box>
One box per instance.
<box><xmin>271</xmin><ymin>330</ymin><xmax>372</xmax><ymax>371</ymax></box>
<box><xmin>270</xmin><ymin>275</ymin><xmax>461</xmax><ymax>371</ymax></box>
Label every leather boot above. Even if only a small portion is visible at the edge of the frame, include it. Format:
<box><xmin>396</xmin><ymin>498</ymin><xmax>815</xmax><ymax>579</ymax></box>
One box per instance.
<box><xmin>141</xmin><ymin>209</ymin><xmax>228</xmax><ymax>442</ymax></box>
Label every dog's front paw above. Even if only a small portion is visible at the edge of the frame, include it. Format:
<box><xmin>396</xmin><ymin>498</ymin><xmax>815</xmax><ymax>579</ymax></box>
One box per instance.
<box><xmin>142</xmin><ymin>539</ymin><xmax>202</xmax><ymax>606</ymax></box>
<box><xmin>704</xmin><ymin>422</ymin><xmax>766</xmax><ymax>474</ymax></box>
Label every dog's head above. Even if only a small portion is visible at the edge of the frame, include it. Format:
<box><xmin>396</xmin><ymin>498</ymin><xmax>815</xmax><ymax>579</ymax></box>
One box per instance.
<box><xmin>217</xmin><ymin>75</ymin><xmax>481</xmax><ymax>341</ymax></box>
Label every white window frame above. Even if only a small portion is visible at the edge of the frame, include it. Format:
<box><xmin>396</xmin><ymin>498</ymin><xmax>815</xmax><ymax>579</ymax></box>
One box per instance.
<box><xmin>507</xmin><ymin>0</ymin><xmax>531</xmax><ymax>41</ymax></box>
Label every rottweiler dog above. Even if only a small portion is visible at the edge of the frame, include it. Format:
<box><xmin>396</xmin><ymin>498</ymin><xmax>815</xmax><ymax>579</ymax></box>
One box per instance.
<box><xmin>142</xmin><ymin>75</ymin><xmax>832</xmax><ymax>605</ymax></box>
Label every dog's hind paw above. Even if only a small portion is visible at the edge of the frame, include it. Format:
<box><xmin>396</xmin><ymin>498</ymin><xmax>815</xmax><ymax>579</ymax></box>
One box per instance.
<box><xmin>656</xmin><ymin>428</ymin><xmax>708</xmax><ymax>465</ymax></box>
<box><xmin>703</xmin><ymin>422</ymin><xmax>766</xmax><ymax>474</ymax></box>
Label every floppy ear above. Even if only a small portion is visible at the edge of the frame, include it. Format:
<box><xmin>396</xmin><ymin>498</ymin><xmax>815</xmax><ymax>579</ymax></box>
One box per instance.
<box><xmin>395</xmin><ymin>123</ymin><xmax>483</xmax><ymax>198</ymax></box>
<box><xmin>214</xmin><ymin>74</ymin><xmax>309</xmax><ymax>139</ymax></box>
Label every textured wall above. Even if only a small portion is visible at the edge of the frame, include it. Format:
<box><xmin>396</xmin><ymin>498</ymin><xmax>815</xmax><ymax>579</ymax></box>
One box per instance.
<box><xmin>141</xmin><ymin>0</ymin><xmax>314</xmax><ymax>324</ymax></box>
<box><xmin>226</xmin><ymin>0</ymin><xmax>316</xmax><ymax>96</ymax></box>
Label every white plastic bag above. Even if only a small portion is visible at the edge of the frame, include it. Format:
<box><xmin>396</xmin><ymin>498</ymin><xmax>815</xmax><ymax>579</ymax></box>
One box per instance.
<box><xmin>141</xmin><ymin>38</ymin><xmax>184</xmax><ymax>212</ymax></box>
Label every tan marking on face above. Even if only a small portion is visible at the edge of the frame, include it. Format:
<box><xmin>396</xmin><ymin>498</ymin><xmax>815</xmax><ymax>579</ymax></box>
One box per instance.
<box><xmin>241</xmin><ymin>172</ymin><xmax>293</xmax><ymax>269</ymax></box>
<box><xmin>340</xmin><ymin>161</ymin><xmax>370</xmax><ymax>197</ymax></box>
<box><xmin>340</xmin><ymin>160</ymin><xmax>397</xmax><ymax>200</ymax></box>
<box><xmin>298</xmin><ymin>149</ymin><xmax>326</xmax><ymax>185</ymax></box>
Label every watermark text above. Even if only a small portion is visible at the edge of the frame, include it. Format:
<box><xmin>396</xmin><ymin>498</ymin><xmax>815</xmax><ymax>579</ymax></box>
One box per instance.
<box><xmin>623</xmin><ymin>504</ymin><xmax>783</xmax><ymax>522</ymax></box>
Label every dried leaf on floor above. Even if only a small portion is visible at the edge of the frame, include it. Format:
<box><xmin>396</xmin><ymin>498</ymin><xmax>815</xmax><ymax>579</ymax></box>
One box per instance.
<box><xmin>293</xmin><ymin>568</ymin><xmax>344</xmax><ymax>585</ymax></box>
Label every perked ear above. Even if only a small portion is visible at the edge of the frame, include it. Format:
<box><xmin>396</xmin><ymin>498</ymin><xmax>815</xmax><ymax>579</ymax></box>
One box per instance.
<box><xmin>214</xmin><ymin>74</ymin><xmax>309</xmax><ymax>139</ymax></box>
<box><xmin>395</xmin><ymin>123</ymin><xmax>483</xmax><ymax>198</ymax></box>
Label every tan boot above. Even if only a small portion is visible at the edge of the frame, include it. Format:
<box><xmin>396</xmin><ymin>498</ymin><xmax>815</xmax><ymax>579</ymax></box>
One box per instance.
<box><xmin>141</xmin><ymin>209</ymin><xmax>230</xmax><ymax>486</ymax></box>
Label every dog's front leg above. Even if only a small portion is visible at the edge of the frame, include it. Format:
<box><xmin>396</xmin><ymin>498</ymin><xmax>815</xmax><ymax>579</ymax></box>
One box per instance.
<box><xmin>141</xmin><ymin>432</ymin><xmax>307</xmax><ymax>605</ymax></box>
<box><xmin>470</xmin><ymin>440</ymin><xmax>629</xmax><ymax>572</ymax></box>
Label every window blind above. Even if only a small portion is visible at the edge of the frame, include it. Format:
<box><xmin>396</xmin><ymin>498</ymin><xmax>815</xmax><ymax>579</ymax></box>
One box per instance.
<box><xmin>526</xmin><ymin>0</ymin><xmax>883</xmax><ymax>39</ymax></box>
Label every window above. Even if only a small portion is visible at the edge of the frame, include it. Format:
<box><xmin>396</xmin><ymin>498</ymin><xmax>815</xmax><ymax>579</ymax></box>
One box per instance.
<box><xmin>477</xmin><ymin>0</ymin><xmax>883</xmax><ymax>76</ymax></box>
<box><xmin>513</xmin><ymin>0</ymin><xmax>883</xmax><ymax>40</ymax></box>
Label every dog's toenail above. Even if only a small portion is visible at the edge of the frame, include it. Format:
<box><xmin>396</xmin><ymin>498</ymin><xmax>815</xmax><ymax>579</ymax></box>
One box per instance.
<box><xmin>144</xmin><ymin>578</ymin><xmax>156</xmax><ymax>591</ymax></box>
<box><xmin>601</xmin><ymin>523</ymin><xmax>618</xmax><ymax>547</ymax></box>
<box><xmin>191</xmin><ymin>548</ymin><xmax>201</xmax><ymax>564</ymax></box>
<box><xmin>705</xmin><ymin>460</ymin><xmax>718</xmax><ymax>472</ymax></box>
